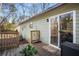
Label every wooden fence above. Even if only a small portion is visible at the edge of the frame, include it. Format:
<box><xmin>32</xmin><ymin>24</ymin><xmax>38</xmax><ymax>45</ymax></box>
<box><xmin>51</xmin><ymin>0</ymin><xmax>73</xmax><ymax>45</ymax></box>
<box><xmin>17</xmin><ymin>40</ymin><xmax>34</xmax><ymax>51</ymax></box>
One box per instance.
<box><xmin>0</xmin><ymin>31</ymin><xmax>19</xmax><ymax>50</ymax></box>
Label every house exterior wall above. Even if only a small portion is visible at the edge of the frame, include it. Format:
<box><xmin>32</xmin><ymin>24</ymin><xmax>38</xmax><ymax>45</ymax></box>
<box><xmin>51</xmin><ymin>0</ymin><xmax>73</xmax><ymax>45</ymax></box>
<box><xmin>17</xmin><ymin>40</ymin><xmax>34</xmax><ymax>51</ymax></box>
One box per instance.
<box><xmin>18</xmin><ymin>4</ymin><xmax>79</xmax><ymax>44</ymax></box>
<box><xmin>20</xmin><ymin>19</ymin><xmax>49</xmax><ymax>44</ymax></box>
<box><xmin>16</xmin><ymin>26</ymin><xmax>21</xmax><ymax>36</ymax></box>
<box><xmin>76</xmin><ymin>10</ymin><xmax>79</xmax><ymax>44</ymax></box>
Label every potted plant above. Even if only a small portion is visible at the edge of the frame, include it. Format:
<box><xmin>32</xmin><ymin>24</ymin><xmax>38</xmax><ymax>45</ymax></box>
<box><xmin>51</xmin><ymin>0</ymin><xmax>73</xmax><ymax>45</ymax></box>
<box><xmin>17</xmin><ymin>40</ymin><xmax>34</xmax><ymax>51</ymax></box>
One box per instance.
<box><xmin>20</xmin><ymin>44</ymin><xmax>38</xmax><ymax>56</ymax></box>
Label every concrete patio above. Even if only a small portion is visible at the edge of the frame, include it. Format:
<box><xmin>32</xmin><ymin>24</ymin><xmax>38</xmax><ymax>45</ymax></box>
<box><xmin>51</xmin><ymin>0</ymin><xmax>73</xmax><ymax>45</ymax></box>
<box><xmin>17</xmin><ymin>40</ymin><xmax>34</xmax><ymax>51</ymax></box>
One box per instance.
<box><xmin>0</xmin><ymin>42</ymin><xmax>60</xmax><ymax>56</ymax></box>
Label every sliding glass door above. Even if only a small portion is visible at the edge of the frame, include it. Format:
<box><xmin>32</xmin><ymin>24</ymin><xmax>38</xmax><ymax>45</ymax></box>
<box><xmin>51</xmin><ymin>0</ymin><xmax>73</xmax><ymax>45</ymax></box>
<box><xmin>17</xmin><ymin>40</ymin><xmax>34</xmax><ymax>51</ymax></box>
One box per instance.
<box><xmin>50</xmin><ymin>11</ymin><xmax>74</xmax><ymax>48</ymax></box>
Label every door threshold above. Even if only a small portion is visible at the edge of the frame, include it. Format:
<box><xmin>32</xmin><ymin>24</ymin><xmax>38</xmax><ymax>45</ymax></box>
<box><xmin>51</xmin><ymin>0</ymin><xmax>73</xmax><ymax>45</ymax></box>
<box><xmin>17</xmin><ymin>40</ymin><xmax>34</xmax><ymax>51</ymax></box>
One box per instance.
<box><xmin>49</xmin><ymin>44</ymin><xmax>61</xmax><ymax>51</ymax></box>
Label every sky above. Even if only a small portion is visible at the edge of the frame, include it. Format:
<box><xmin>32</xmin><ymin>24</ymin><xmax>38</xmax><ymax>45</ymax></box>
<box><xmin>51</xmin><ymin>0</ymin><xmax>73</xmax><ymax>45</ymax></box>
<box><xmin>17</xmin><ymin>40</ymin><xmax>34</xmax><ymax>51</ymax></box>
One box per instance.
<box><xmin>15</xmin><ymin>3</ymin><xmax>56</xmax><ymax>16</ymax></box>
<box><xmin>0</xmin><ymin>3</ymin><xmax>57</xmax><ymax>23</ymax></box>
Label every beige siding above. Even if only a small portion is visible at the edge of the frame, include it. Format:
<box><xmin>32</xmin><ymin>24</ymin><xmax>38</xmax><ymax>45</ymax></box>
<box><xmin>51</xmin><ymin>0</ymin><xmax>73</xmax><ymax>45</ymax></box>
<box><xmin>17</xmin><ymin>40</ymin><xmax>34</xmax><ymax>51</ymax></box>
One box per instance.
<box><xmin>76</xmin><ymin>10</ymin><xmax>79</xmax><ymax>44</ymax></box>
<box><xmin>20</xmin><ymin>19</ymin><xmax>49</xmax><ymax>44</ymax></box>
<box><xmin>20</xmin><ymin>23</ymin><xmax>30</xmax><ymax>40</ymax></box>
<box><xmin>16</xmin><ymin>26</ymin><xmax>21</xmax><ymax>36</ymax></box>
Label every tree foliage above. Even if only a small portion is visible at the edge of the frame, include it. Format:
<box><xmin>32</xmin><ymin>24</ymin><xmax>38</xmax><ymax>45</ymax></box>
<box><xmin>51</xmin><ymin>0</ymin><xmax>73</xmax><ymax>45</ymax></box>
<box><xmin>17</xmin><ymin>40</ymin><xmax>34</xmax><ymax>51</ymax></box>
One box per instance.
<box><xmin>4</xmin><ymin>22</ymin><xmax>16</xmax><ymax>30</ymax></box>
<box><xmin>2</xmin><ymin>3</ymin><xmax>17</xmax><ymax>23</ymax></box>
<box><xmin>1</xmin><ymin>3</ymin><xmax>53</xmax><ymax>24</ymax></box>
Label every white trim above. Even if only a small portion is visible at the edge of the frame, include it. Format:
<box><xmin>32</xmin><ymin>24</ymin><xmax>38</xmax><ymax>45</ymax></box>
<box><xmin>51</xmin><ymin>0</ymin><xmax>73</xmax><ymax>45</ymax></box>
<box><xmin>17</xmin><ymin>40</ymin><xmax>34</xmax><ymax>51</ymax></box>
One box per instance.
<box><xmin>49</xmin><ymin>17</ymin><xmax>51</xmax><ymax>45</ymax></box>
<box><xmin>57</xmin><ymin>10</ymin><xmax>76</xmax><ymax>16</ymax></box>
<box><xmin>49</xmin><ymin>10</ymin><xmax>76</xmax><ymax>48</ymax></box>
<box><xmin>58</xmin><ymin>16</ymin><xmax>60</xmax><ymax>47</ymax></box>
<box><xmin>73</xmin><ymin>11</ymin><xmax>76</xmax><ymax>43</ymax></box>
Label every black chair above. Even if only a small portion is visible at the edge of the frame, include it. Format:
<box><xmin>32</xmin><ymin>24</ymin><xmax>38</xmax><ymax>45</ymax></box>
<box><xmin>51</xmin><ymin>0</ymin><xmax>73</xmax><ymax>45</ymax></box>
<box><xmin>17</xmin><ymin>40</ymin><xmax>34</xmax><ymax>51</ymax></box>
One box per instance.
<box><xmin>61</xmin><ymin>42</ymin><xmax>79</xmax><ymax>56</ymax></box>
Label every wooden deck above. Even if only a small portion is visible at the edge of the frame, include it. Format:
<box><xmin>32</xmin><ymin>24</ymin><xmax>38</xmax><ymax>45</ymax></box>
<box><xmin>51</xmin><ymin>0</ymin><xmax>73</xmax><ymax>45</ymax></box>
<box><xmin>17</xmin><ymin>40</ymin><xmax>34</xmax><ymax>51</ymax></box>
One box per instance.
<box><xmin>0</xmin><ymin>42</ymin><xmax>60</xmax><ymax>56</ymax></box>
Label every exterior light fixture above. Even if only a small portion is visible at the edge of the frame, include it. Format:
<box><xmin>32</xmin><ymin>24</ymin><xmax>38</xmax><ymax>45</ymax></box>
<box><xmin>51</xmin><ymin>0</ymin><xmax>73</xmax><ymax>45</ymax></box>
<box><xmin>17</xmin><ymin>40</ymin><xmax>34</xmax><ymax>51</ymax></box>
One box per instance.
<box><xmin>46</xmin><ymin>19</ymin><xmax>49</xmax><ymax>22</ymax></box>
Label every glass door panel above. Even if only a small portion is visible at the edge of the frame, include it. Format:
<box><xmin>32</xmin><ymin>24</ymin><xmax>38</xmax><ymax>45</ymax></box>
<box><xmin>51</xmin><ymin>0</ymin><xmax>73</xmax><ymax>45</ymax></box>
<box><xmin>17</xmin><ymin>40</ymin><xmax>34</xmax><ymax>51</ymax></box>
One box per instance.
<box><xmin>59</xmin><ymin>12</ymin><xmax>73</xmax><ymax>44</ymax></box>
<box><xmin>51</xmin><ymin>17</ymin><xmax>58</xmax><ymax>46</ymax></box>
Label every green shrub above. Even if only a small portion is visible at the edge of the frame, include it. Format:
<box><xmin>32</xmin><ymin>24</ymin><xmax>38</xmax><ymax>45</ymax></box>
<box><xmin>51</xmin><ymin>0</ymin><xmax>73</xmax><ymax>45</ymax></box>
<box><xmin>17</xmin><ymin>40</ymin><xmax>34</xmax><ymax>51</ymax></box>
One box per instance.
<box><xmin>20</xmin><ymin>44</ymin><xmax>38</xmax><ymax>56</ymax></box>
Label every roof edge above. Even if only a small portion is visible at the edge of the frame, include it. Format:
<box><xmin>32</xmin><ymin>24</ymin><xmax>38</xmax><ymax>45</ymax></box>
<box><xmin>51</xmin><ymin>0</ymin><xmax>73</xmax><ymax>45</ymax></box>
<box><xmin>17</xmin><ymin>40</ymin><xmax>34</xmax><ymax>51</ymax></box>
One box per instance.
<box><xmin>18</xmin><ymin>3</ymin><xmax>64</xmax><ymax>25</ymax></box>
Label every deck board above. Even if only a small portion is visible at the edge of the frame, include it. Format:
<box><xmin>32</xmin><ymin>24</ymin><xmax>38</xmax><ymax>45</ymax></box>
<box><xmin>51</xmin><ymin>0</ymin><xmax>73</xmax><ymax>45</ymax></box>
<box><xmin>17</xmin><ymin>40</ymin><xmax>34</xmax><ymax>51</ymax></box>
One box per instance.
<box><xmin>0</xmin><ymin>42</ymin><xmax>60</xmax><ymax>56</ymax></box>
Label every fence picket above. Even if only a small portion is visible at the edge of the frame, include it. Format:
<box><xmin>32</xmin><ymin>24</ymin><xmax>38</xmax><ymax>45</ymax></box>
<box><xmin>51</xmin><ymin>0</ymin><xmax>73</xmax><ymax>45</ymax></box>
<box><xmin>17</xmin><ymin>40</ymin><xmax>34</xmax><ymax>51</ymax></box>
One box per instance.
<box><xmin>0</xmin><ymin>31</ymin><xmax>19</xmax><ymax>50</ymax></box>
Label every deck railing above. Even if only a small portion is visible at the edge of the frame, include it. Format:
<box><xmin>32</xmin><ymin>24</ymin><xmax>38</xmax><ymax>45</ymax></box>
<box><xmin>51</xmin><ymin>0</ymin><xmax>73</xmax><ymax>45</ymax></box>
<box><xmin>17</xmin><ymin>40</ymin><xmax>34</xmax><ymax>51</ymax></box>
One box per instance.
<box><xmin>0</xmin><ymin>31</ymin><xmax>19</xmax><ymax>50</ymax></box>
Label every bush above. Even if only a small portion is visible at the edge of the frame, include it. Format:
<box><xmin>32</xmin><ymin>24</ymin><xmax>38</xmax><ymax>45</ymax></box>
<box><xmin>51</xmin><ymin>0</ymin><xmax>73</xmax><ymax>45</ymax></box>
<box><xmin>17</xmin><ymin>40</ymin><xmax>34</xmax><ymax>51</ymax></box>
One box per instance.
<box><xmin>20</xmin><ymin>44</ymin><xmax>38</xmax><ymax>56</ymax></box>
